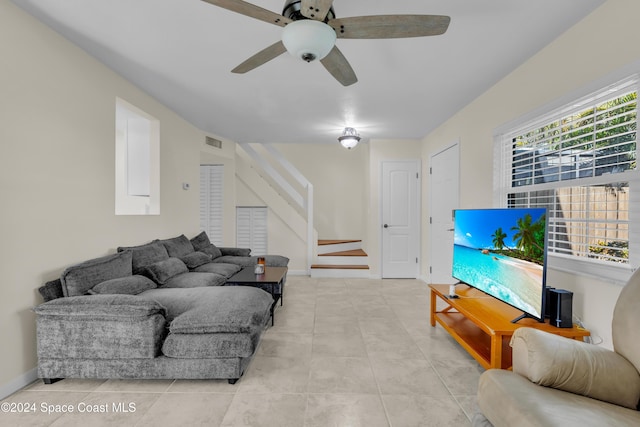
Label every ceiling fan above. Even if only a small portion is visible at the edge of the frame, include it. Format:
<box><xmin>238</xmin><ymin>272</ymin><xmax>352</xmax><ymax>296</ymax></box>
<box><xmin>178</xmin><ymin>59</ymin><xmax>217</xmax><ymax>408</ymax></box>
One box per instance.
<box><xmin>201</xmin><ymin>0</ymin><xmax>450</xmax><ymax>86</ymax></box>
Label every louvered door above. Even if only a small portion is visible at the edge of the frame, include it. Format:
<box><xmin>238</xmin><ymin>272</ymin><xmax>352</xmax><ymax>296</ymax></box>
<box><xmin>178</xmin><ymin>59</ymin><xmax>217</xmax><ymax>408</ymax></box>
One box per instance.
<box><xmin>236</xmin><ymin>207</ymin><xmax>268</xmax><ymax>256</ymax></box>
<box><xmin>199</xmin><ymin>165</ymin><xmax>223</xmax><ymax>245</ymax></box>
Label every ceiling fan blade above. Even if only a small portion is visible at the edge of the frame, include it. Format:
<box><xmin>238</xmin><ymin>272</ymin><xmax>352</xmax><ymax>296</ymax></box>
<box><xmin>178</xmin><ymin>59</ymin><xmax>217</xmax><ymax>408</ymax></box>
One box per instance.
<box><xmin>231</xmin><ymin>41</ymin><xmax>287</xmax><ymax>73</ymax></box>
<box><xmin>201</xmin><ymin>0</ymin><xmax>291</xmax><ymax>27</ymax></box>
<box><xmin>320</xmin><ymin>46</ymin><xmax>357</xmax><ymax>87</ymax></box>
<box><xmin>330</xmin><ymin>15</ymin><xmax>450</xmax><ymax>39</ymax></box>
<box><xmin>300</xmin><ymin>0</ymin><xmax>334</xmax><ymax>21</ymax></box>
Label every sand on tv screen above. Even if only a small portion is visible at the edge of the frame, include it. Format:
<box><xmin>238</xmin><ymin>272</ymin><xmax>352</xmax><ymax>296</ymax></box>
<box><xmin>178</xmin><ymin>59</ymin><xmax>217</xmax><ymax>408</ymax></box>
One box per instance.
<box><xmin>452</xmin><ymin>207</ymin><xmax>547</xmax><ymax>320</ymax></box>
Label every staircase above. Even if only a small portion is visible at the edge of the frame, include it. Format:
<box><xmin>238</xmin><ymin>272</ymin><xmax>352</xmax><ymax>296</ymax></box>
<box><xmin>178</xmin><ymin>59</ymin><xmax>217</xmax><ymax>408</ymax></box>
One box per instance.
<box><xmin>310</xmin><ymin>240</ymin><xmax>370</xmax><ymax>278</ymax></box>
<box><xmin>235</xmin><ymin>144</ymin><xmax>367</xmax><ymax>277</ymax></box>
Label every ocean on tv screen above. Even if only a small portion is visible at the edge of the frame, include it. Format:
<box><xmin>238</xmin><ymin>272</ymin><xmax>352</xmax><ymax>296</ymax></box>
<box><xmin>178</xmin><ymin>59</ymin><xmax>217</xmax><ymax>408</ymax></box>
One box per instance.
<box><xmin>452</xmin><ymin>208</ymin><xmax>546</xmax><ymax>318</ymax></box>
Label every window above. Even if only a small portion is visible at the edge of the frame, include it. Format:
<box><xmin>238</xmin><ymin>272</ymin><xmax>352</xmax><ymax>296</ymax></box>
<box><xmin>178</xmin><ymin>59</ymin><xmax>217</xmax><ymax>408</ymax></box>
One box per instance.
<box><xmin>495</xmin><ymin>76</ymin><xmax>638</xmax><ymax>282</ymax></box>
<box><xmin>115</xmin><ymin>98</ymin><xmax>160</xmax><ymax>215</ymax></box>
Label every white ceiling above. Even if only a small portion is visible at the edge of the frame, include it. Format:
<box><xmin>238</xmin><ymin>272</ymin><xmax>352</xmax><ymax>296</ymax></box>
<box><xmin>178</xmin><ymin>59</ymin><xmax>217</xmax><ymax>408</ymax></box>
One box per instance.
<box><xmin>13</xmin><ymin>0</ymin><xmax>605</xmax><ymax>144</ymax></box>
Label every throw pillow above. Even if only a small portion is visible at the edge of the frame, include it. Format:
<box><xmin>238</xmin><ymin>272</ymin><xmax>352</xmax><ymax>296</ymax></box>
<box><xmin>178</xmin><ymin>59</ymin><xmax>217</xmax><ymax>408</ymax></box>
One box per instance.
<box><xmin>190</xmin><ymin>231</ymin><xmax>211</xmax><ymax>251</ymax></box>
<box><xmin>201</xmin><ymin>244</ymin><xmax>223</xmax><ymax>260</ymax></box>
<box><xmin>180</xmin><ymin>251</ymin><xmax>213</xmax><ymax>269</ymax></box>
<box><xmin>38</xmin><ymin>279</ymin><xmax>65</xmax><ymax>302</ymax></box>
<box><xmin>145</xmin><ymin>257</ymin><xmax>188</xmax><ymax>285</ymax></box>
<box><xmin>159</xmin><ymin>234</ymin><xmax>195</xmax><ymax>258</ymax></box>
<box><xmin>61</xmin><ymin>251</ymin><xmax>133</xmax><ymax>297</ymax></box>
<box><xmin>117</xmin><ymin>241</ymin><xmax>169</xmax><ymax>275</ymax></box>
<box><xmin>88</xmin><ymin>275</ymin><xmax>157</xmax><ymax>295</ymax></box>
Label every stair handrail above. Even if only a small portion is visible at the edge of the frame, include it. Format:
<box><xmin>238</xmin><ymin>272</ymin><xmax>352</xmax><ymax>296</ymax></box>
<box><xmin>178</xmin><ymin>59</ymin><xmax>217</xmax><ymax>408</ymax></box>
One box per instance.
<box><xmin>237</xmin><ymin>143</ymin><xmax>315</xmax><ymax>274</ymax></box>
<box><xmin>262</xmin><ymin>144</ymin><xmax>313</xmax><ymax>211</ymax></box>
<box><xmin>239</xmin><ymin>143</ymin><xmax>304</xmax><ymax>208</ymax></box>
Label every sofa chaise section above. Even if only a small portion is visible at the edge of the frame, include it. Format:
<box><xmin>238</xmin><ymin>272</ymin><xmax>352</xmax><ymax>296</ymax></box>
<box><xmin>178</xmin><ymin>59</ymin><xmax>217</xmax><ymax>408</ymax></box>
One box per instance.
<box><xmin>36</xmin><ymin>286</ymin><xmax>273</xmax><ymax>384</ymax></box>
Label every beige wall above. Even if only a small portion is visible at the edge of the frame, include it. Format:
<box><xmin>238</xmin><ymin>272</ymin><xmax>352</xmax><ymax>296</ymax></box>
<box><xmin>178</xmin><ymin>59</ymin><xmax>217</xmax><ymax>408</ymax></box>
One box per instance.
<box><xmin>367</xmin><ymin>139</ymin><xmax>422</xmax><ymax>277</ymax></box>
<box><xmin>1</xmin><ymin>2</ymin><xmax>207</xmax><ymax>394</ymax></box>
<box><xmin>421</xmin><ymin>0</ymin><xmax>640</xmax><ymax>349</ymax></box>
<box><xmin>273</xmin><ymin>143</ymin><xmax>370</xmax><ymax>241</ymax></box>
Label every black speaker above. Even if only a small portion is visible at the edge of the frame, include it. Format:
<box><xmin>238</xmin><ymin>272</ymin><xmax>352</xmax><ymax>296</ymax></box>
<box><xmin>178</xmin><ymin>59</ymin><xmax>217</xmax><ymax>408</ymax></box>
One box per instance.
<box><xmin>544</xmin><ymin>287</ymin><xmax>556</xmax><ymax>319</ymax></box>
<box><xmin>549</xmin><ymin>289</ymin><xmax>573</xmax><ymax>328</ymax></box>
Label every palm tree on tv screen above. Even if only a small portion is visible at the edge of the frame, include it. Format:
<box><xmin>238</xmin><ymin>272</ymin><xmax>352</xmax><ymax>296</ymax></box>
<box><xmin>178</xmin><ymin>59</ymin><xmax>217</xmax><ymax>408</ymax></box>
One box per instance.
<box><xmin>491</xmin><ymin>227</ymin><xmax>508</xmax><ymax>250</ymax></box>
<box><xmin>511</xmin><ymin>213</ymin><xmax>546</xmax><ymax>262</ymax></box>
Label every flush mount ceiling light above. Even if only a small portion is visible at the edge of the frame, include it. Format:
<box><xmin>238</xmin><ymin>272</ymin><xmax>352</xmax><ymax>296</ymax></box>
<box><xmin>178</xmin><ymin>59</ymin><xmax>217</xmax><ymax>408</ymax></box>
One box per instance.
<box><xmin>281</xmin><ymin>20</ymin><xmax>337</xmax><ymax>62</ymax></box>
<box><xmin>338</xmin><ymin>127</ymin><xmax>361</xmax><ymax>149</ymax></box>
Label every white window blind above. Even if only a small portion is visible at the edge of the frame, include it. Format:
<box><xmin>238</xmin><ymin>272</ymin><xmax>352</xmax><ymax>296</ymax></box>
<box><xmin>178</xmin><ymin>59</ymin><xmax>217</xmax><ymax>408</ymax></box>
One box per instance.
<box><xmin>200</xmin><ymin>165</ymin><xmax>223</xmax><ymax>245</ymax></box>
<box><xmin>236</xmin><ymin>207</ymin><xmax>268</xmax><ymax>256</ymax></box>
<box><xmin>496</xmin><ymin>76</ymin><xmax>638</xmax><ymax>279</ymax></box>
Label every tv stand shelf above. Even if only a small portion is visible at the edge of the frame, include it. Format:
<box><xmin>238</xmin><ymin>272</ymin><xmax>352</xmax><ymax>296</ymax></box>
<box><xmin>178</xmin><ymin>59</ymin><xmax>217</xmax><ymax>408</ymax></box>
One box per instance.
<box><xmin>429</xmin><ymin>284</ymin><xmax>590</xmax><ymax>370</ymax></box>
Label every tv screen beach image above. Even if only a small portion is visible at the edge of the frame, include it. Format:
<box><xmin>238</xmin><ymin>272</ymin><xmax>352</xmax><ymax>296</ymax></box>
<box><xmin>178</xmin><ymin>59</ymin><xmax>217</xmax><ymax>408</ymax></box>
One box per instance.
<box><xmin>452</xmin><ymin>208</ymin><xmax>547</xmax><ymax>319</ymax></box>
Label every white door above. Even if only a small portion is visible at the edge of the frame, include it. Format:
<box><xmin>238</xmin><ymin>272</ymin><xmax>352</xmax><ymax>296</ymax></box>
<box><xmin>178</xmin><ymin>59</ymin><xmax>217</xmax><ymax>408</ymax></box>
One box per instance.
<box><xmin>381</xmin><ymin>160</ymin><xmax>420</xmax><ymax>278</ymax></box>
<box><xmin>429</xmin><ymin>143</ymin><xmax>459</xmax><ymax>284</ymax></box>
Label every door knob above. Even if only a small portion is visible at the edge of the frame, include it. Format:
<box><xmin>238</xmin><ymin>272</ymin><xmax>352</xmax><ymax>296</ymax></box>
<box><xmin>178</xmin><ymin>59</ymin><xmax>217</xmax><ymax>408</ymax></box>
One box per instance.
<box><xmin>383</xmin><ymin>224</ymin><xmax>389</xmax><ymax>228</ymax></box>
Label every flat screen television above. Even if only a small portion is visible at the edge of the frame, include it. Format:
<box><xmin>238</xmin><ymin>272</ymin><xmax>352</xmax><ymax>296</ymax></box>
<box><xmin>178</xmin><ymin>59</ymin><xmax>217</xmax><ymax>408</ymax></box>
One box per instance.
<box><xmin>452</xmin><ymin>208</ymin><xmax>548</xmax><ymax>323</ymax></box>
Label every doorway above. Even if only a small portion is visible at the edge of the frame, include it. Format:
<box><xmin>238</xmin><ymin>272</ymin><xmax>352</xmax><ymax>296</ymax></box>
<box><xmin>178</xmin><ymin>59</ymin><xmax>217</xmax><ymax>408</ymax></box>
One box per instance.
<box><xmin>381</xmin><ymin>160</ymin><xmax>420</xmax><ymax>278</ymax></box>
<box><xmin>429</xmin><ymin>142</ymin><xmax>459</xmax><ymax>284</ymax></box>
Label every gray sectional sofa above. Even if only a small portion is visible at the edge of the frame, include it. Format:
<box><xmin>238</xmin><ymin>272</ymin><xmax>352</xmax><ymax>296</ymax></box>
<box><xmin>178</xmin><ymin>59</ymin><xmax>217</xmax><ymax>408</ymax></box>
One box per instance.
<box><xmin>34</xmin><ymin>232</ymin><xmax>289</xmax><ymax>384</ymax></box>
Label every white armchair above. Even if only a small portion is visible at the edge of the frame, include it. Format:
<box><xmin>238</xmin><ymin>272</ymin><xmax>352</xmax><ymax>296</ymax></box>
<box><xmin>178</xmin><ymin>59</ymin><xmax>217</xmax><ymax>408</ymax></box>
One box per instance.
<box><xmin>473</xmin><ymin>269</ymin><xmax>640</xmax><ymax>427</ymax></box>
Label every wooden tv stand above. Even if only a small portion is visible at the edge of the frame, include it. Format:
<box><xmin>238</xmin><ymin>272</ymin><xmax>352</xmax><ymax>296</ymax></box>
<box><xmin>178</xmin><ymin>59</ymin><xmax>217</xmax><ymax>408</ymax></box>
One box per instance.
<box><xmin>429</xmin><ymin>284</ymin><xmax>590</xmax><ymax>370</ymax></box>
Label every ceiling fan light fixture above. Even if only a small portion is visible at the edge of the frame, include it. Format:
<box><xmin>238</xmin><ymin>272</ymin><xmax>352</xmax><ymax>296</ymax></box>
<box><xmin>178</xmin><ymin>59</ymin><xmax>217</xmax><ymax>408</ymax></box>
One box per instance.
<box><xmin>282</xmin><ymin>20</ymin><xmax>336</xmax><ymax>62</ymax></box>
<box><xmin>338</xmin><ymin>127</ymin><xmax>361</xmax><ymax>149</ymax></box>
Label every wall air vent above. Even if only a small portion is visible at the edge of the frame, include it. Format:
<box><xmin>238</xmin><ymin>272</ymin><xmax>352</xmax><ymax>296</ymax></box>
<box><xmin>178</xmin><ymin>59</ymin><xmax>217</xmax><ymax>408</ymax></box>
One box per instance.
<box><xmin>205</xmin><ymin>136</ymin><xmax>222</xmax><ymax>149</ymax></box>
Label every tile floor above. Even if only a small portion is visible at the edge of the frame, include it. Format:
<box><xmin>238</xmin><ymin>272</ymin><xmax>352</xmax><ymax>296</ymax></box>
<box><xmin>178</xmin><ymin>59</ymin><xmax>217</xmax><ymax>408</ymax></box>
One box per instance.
<box><xmin>1</xmin><ymin>276</ymin><xmax>483</xmax><ymax>426</ymax></box>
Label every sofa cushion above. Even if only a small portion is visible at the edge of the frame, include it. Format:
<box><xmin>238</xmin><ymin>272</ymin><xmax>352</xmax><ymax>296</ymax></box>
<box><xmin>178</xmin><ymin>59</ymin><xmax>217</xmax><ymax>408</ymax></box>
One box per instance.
<box><xmin>201</xmin><ymin>244</ymin><xmax>222</xmax><ymax>260</ymax></box>
<box><xmin>262</xmin><ymin>255</ymin><xmax>290</xmax><ymax>267</ymax></box>
<box><xmin>181</xmin><ymin>251</ymin><xmax>212</xmax><ymax>269</ymax></box>
<box><xmin>511</xmin><ymin>327</ymin><xmax>640</xmax><ymax>410</ymax></box>
<box><xmin>213</xmin><ymin>256</ymin><xmax>257</xmax><ymax>267</ymax></box>
<box><xmin>162</xmin><ymin>330</ymin><xmax>261</xmax><ymax>359</ymax></box>
<box><xmin>613</xmin><ymin>267</ymin><xmax>640</xmax><ymax>374</ymax></box>
<box><xmin>142</xmin><ymin>286</ymin><xmax>272</xmax><ymax>330</ymax></box>
<box><xmin>34</xmin><ymin>294</ymin><xmax>165</xmax><ymax>319</ymax></box>
<box><xmin>145</xmin><ymin>258</ymin><xmax>189</xmax><ymax>285</ymax></box>
<box><xmin>193</xmin><ymin>262</ymin><xmax>242</xmax><ymax>278</ymax></box>
<box><xmin>162</xmin><ymin>272</ymin><xmax>227</xmax><ymax>288</ymax></box>
<box><xmin>117</xmin><ymin>241</ymin><xmax>169</xmax><ymax>274</ymax></box>
<box><xmin>160</xmin><ymin>234</ymin><xmax>195</xmax><ymax>258</ymax></box>
<box><xmin>88</xmin><ymin>275</ymin><xmax>157</xmax><ymax>295</ymax></box>
<box><xmin>220</xmin><ymin>247</ymin><xmax>252</xmax><ymax>257</ymax></box>
<box><xmin>211</xmin><ymin>255</ymin><xmax>289</xmax><ymax>267</ymax></box>
<box><xmin>61</xmin><ymin>251</ymin><xmax>133</xmax><ymax>297</ymax></box>
<box><xmin>477</xmin><ymin>369</ymin><xmax>640</xmax><ymax>427</ymax></box>
<box><xmin>169</xmin><ymin>286</ymin><xmax>272</xmax><ymax>334</ymax></box>
<box><xmin>190</xmin><ymin>231</ymin><xmax>212</xmax><ymax>251</ymax></box>
<box><xmin>35</xmin><ymin>295</ymin><xmax>166</xmax><ymax>359</ymax></box>
<box><xmin>139</xmin><ymin>287</ymin><xmax>226</xmax><ymax>322</ymax></box>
